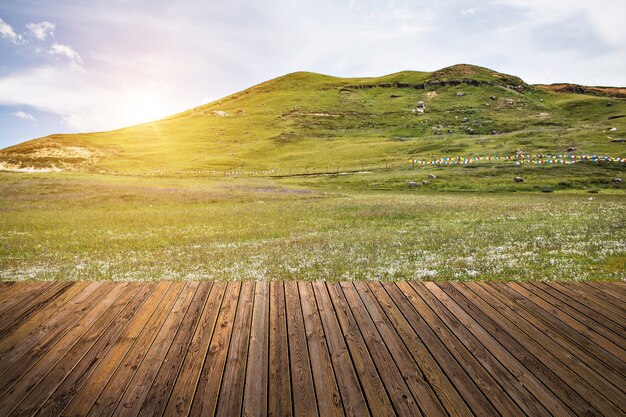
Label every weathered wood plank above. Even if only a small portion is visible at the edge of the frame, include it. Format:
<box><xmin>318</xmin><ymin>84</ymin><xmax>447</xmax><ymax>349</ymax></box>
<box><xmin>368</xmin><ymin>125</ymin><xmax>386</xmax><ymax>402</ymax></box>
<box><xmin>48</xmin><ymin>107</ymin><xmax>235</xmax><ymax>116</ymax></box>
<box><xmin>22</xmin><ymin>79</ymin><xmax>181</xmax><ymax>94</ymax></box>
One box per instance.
<box><xmin>467</xmin><ymin>282</ymin><xmax>626</xmax><ymax>413</ymax></box>
<box><xmin>312</xmin><ymin>282</ymin><xmax>369</xmax><ymax>417</ymax></box>
<box><xmin>340</xmin><ymin>282</ymin><xmax>423</xmax><ymax>417</ymax></box>
<box><xmin>242</xmin><ymin>281</ymin><xmax>270</xmax><ymax>417</ymax></box>
<box><xmin>299</xmin><ymin>282</ymin><xmax>343</xmax><ymax>417</ymax></box>
<box><xmin>0</xmin><ymin>281</ymin><xmax>622</xmax><ymax>417</ymax></box>
<box><xmin>0</xmin><ymin>282</ymin><xmax>89</xmax><ymax>357</ymax></box>
<box><xmin>368</xmin><ymin>282</ymin><xmax>473</xmax><ymax>417</ymax></box>
<box><xmin>164</xmin><ymin>281</ymin><xmax>226</xmax><ymax>417</ymax></box>
<box><xmin>285</xmin><ymin>281</ymin><xmax>318</xmax><ymax>417</ymax></box>
<box><xmin>394</xmin><ymin>281</ymin><xmax>506</xmax><ymax>416</ymax></box>
<box><xmin>327</xmin><ymin>282</ymin><xmax>395</xmax><ymax>417</ymax></box>
<box><xmin>268</xmin><ymin>281</ymin><xmax>292</xmax><ymax>417</ymax></box>
<box><xmin>0</xmin><ymin>283</ymin><xmax>127</xmax><ymax>415</ymax></box>
<box><xmin>111</xmin><ymin>282</ymin><xmax>200</xmax><ymax>417</ymax></box>
<box><xmin>505</xmin><ymin>283</ymin><xmax>626</xmax><ymax>368</ymax></box>
<box><xmin>189</xmin><ymin>282</ymin><xmax>241</xmax><ymax>417</ymax></box>
<box><xmin>9</xmin><ymin>283</ymin><xmax>148</xmax><ymax>417</ymax></box>
<box><xmin>215</xmin><ymin>281</ymin><xmax>255</xmax><ymax>417</ymax></box>
<box><xmin>84</xmin><ymin>282</ymin><xmax>185</xmax><ymax>417</ymax></box>
<box><xmin>138</xmin><ymin>282</ymin><xmax>213</xmax><ymax>417</ymax></box>
<box><xmin>39</xmin><ymin>282</ymin><xmax>171</xmax><ymax>417</ymax></box>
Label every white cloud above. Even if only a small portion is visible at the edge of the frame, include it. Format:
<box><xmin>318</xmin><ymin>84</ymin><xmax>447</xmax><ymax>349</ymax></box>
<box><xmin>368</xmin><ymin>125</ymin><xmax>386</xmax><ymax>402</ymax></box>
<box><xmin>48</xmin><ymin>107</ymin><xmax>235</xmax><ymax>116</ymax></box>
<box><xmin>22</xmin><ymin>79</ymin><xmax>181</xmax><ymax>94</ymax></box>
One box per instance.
<box><xmin>12</xmin><ymin>111</ymin><xmax>37</xmax><ymax>122</ymax></box>
<box><xmin>49</xmin><ymin>43</ymin><xmax>83</xmax><ymax>70</ymax></box>
<box><xmin>0</xmin><ymin>17</ymin><xmax>24</xmax><ymax>44</ymax></box>
<box><xmin>26</xmin><ymin>21</ymin><xmax>56</xmax><ymax>41</ymax></box>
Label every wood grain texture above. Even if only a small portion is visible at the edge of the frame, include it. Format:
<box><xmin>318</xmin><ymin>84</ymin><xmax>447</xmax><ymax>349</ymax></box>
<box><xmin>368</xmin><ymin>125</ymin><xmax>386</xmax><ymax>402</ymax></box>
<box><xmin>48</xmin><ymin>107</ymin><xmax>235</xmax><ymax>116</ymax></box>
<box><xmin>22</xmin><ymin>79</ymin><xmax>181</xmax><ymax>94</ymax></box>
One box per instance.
<box><xmin>0</xmin><ymin>280</ymin><xmax>622</xmax><ymax>417</ymax></box>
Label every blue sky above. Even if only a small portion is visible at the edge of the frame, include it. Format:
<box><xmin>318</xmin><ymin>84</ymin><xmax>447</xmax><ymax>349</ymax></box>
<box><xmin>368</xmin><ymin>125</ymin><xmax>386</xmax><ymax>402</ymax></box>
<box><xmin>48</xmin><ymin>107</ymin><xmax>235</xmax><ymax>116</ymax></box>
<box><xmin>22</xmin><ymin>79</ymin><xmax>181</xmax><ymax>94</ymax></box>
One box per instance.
<box><xmin>1</xmin><ymin>0</ymin><xmax>625</xmax><ymax>149</ymax></box>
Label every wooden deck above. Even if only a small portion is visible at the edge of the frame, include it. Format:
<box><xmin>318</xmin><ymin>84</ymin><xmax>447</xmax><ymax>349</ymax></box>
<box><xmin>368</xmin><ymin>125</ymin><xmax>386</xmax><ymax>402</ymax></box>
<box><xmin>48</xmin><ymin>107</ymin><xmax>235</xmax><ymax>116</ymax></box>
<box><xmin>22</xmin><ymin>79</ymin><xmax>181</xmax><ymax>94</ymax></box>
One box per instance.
<box><xmin>0</xmin><ymin>281</ymin><xmax>624</xmax><ymax>417</ymax></box>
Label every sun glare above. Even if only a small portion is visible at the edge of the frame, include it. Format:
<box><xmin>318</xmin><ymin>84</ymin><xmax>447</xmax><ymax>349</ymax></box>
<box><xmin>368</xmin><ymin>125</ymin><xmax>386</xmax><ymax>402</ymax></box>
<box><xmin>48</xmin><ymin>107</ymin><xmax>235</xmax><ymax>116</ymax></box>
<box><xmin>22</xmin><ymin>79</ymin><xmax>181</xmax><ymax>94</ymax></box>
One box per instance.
<box><xmin>121</xmin><ymin>88</ymin><xmax>172</xmax><ymax>126</ymax></box>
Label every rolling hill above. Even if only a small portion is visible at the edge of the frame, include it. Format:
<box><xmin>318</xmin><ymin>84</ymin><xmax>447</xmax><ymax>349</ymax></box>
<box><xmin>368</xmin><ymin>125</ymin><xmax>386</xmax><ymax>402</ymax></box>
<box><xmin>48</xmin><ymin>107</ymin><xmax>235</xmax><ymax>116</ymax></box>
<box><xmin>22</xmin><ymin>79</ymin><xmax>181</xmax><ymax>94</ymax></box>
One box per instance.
<box><xmin>1</xmin><ymin>64</ymin><xmax>625</xmax><ymax>175</ymax></box>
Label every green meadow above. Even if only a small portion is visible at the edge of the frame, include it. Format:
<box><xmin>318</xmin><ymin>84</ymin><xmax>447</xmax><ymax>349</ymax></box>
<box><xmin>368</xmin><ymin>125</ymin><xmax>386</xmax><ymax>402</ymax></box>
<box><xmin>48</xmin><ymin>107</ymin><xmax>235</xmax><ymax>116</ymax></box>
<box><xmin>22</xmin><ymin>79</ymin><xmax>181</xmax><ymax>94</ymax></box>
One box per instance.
<box><xmin>0</xmin><ymin>171</ymin><xmax>623</xmax><ymax>282</ymax></box>
<box><xmin>1</xmin><ymin>65</ymin><xmax>624</xmax><ymax>282</ymax></box>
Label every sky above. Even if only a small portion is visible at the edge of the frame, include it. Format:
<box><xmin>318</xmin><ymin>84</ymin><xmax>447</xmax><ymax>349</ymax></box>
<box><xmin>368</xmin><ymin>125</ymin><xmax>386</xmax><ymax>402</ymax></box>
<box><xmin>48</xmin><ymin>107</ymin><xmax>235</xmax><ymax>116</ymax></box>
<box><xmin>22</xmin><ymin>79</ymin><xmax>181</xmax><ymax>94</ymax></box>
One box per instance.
<box><xmin>0</xmin><ymin>0</ymin><xmax>625</xmax><ymax>149</ymax></box>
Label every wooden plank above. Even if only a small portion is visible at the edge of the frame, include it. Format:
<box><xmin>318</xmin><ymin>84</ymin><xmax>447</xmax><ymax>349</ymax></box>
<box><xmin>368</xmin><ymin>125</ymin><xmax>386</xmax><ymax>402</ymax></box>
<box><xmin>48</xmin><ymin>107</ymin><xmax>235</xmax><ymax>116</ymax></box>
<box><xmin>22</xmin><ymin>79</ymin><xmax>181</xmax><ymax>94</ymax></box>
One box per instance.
<box><xmin>37</xmin><ymin>283</ymin><xmax>170</xmax><ymax>417</ymax></box>
<box><xmin>354</xmin><ymin>282</ymin><xmax>447</xmax><ymax>417</ymax></box>
<box><xmin>444</xmin><ymin>282</ymin><xmax>617</xmax><ymax>416</ymax></box>
<box><xmin>0</xmin><ymin>283</ymin><xmax>127</xmax><ymax>415</ymax></box>
<box><xmin>0</xmin><ymin>282</ymin><xmax>113</xmax><ymax>394</ymax></box>
<box><xmin>416</xmin><ymin>282</ymin><xmax>535</xmax><ymax>417</ymax></box>
<box><xmin>312</xmin><ymin>282</ymin><xmax>369</xmax><ymax>417</ymax></box>
<box><xmin>189</xmin><ymin>282</ymin><xmax>241</xmax><ymax>417</ymax></box>
<box><xmin>550</xmin><ymin>282</ymin><xmax>626</xmax><ymax>326</ymax></box>
<box><xmin>0</xmin><ymin>282</ymin><xmax>89</xmax><ymax>356</ymax></box>
<box><xmin>396</xmin><ymin>281</ymin><xmax>515</xmax><ymax>417</ymax></box>
<box><xmin>367</xmin><ymin>282</ymin><xmax>473</xmax><ymax>417</ymax></box>
<box><xmin>505</xmin><ymin>283</ymin><xmax>626</xmax><ymax>369</ymax></box>
<box><xmin>0</xmin><ymin>282</ymin><xmax>72</xmax><ymax>338</ymax></box>
<box><xmin>386</xmin><ymin>282</ymin><xmax>496</xmax><ymax>416</ymax></box>
<box><xmin>582</xmin><ymin>283</ymin><xmax>626</xmax><ymax>316</ymax></box>
<box><xmin>0</xmin><ymin>282</ymin><xmax>104</xmax><ymax>374</ymax></box>
<box><xmin>138</xmin><ymin>282</ymin><xmax>212</xmax><ymax>417</ymax></box>
<box><xmin>340</xmin><ymin>282</ymin><xmax>424</xmax><ymax>417</ymax></box>
<box><xmin>298</xmin><ymin>282</ymin><xmax>343</xmax><ymax>417</ymax></box>
<box><xmin>85</xmin><ymin>282</ymin><xmax>185</xmax><ymax>417</ymax></box>
<box><xmin>468</xmin><ymin>282</ymin><xmax>626</xmax><ymax>413</ymax></box>
<box><xmin>63</xmin><ymin>282</ymin><xmax>179</xmax><ymax>417</ymax></box>
<box><xmin>327</xmin><ymin>282</ymin><xmax>395</xmax><ymax>417</ymax></box>
<box><xmin>526</xmin><ymin>282</ymin><xmax>625</xmax><ymax>349</ymax></box>
<box><xmin>8</xmin><ymin>283</ymin><xmax>146</xmax><ymax>417</ymax></box>
<box><xmin>284</xmin><ymin>281</ymin><xmax>319</xmax><ymax>417</ymax></box>
<box><xmin>588</xmin><ymin>282</ymin><xmax>626</xmax><ymax>303</ymax></box>
<box><xmin>111</xmin><ymin>282</ymin><xmax>200</xmax><ymax>417</ymax></box>
<box><xmin>268</xmin><ymin>281</ymin><xmax>292</xmax><ymax>417</ymax></box>
<box><xmin>164</xmin><ymin>281</ymin><xmax>226</xmax><ymax>417</ymax></box>
<box><xmin>480</xmin><ymin>282</ymin><xmax>626</xmax><ymax>392</ymax></box>
<box><xmin>0</xmin><ymin>281</ymin><xmax>49</xmax><ymax>317</ymax></box>
<box><xmin>242</xmin><ymin>281</ymin><xmax>270</xmax><ymax>417</ymax></box>
<box><xmin>215</xmin><ymin>281</ymin><xmax>256</xmax><ymax>417</ymax></box>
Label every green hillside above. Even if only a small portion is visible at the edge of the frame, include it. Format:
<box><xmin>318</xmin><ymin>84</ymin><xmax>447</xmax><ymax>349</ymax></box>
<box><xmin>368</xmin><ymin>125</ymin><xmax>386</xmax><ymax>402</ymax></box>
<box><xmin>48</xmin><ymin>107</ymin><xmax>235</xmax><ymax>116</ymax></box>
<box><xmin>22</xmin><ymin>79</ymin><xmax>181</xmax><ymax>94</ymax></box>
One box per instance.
<box><xmin>1</xmin><ymin>63</ymin><xmax>625</xmax><ymax>176</ymax></box>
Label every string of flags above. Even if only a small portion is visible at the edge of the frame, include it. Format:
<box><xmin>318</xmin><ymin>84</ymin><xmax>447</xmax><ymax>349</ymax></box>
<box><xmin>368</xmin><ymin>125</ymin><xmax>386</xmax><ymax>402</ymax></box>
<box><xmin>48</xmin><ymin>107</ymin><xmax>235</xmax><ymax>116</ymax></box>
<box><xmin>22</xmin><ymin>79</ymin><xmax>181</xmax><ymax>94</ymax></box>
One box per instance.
<box><xmin>155</xmin><ymin>169</ymin><xmax>277</xmax><ymax>175</ymax></box>
<box><xmin>411</xmin><ymin>153</ymin><xmax>625</xmax><ymax>166</ymax></box>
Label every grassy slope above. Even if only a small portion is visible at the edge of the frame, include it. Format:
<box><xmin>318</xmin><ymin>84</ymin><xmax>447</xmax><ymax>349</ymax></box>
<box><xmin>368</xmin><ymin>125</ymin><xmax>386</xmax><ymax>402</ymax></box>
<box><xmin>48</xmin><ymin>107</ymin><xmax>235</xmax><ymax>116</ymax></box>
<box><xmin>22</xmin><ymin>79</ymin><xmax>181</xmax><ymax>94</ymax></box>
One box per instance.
<box><xmin>1</xmin><ymin>64</ymin><xmax>625</xmax><ymax>175</ymax></box>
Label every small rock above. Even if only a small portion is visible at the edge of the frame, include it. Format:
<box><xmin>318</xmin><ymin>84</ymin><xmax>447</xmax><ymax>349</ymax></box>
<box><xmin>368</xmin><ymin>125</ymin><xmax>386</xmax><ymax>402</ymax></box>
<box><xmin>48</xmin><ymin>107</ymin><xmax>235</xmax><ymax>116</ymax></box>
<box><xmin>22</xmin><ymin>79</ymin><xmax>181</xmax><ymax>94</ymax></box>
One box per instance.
<box><xmin>422</xmin><ymin>180</ymin><xmax>430</xmax><ymax>185</ymax></box>
<box><xmin>515</xmin><ymin>149</ymin><xmax>526</xmax><ymax>156</ymax></box>
<box><xmin>467</xmin><ymin>127</ymin><xmax>475</xmax><ymax>134</ymax></box>
<box><xmin>613</xmin><ymin>177</ymin><xmax>624</xmax><ymax>183</ymax></box>
<box><xmin>610</xmin><ymin>138</ymin><xmax>625</xmax><ymax>143</ymax></box>
<box><xmin>412</xmin><ymin>107</ymin><xmax>425</xmax><ymax>115</ymax></box>
<box><xmin>541</xmin><ymin>187</ymin><xmax>554</xmax><ymax>193</ymax></box>
<box><xmin>456</xmin><ymin>92</ymin><xmax>466</xmax><ymax>97</ymax></box>
<box><xmin>566</xmin><ymin>146</ymin><xmax>578</xmax><ymax>152</ymax></box>
<box><xmin>429</xmin><ymin>174</ymin><xmax>437</xmax><ymax>179</ymax></box>
<box><xmin>490</xmin><ymin>96</ymin><xmax>497</xmax><ymax>100</ymax></box>
<box><xmin>514</xmin><ymin>177</ymin><xmax>524</xmax><ymax>183</ymax></box>
<box><xmin>607</xmin><ymin>102</ymin><xmax>613</xmax><ymax>106</ymax></box>
<box><xmin>408</xmin><ymin>181</ymin><xmax>419</xmax><ymax>187</ymax></box>
<box><xmin>609</xmin><ymin>127</ymin><xmax>618</xmax><ymax>131</ymax></box>
<box><xmin>461</xmin><ymin>117</ymin><xmax>469</xmax><ymax>123</ymax></box>
<box><xmin>390</xmin><ymin>94</ymin><xmax>400</xmax><ymax>98</ymax></box>
<box><xmin>491</xmin><ymin>130</ymin><xmax>498</xmax><ymax>135</ymax></box>
<box><xmin>416</xmin><ymin>101</ymin><xmax>425</xmax><ymax>108</ymax></box>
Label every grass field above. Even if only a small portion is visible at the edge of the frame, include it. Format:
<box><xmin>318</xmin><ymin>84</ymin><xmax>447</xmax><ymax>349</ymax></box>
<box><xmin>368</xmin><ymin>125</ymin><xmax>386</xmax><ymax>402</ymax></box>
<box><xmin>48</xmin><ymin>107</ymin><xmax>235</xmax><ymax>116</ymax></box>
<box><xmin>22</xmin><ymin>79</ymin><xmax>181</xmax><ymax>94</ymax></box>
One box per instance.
<box><xmin>1</xmin><ymin>65</ymin><xmax>624</xmax><ymax>282</ymax></box>
<box><xmin>1</xmin><ymin>171</ymin><xmax>623</xmax><ymax>282</ymax></box>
